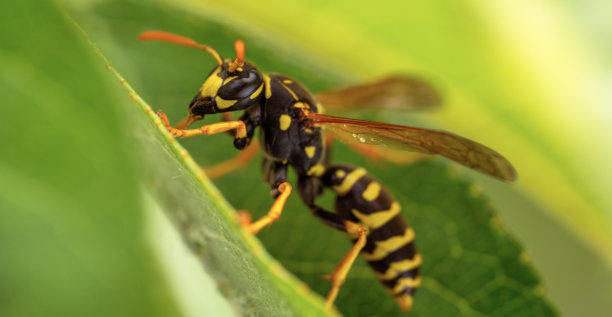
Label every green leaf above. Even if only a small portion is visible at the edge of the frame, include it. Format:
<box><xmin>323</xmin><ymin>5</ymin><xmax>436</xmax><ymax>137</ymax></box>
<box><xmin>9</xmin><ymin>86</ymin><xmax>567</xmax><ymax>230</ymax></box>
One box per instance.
<box><xmin>58</xmin><ymin>1</ymin><xmax>562</xmax><ymax>316</ymax></box>
<box><xmin>0</xmin><ymin>1</ymin><xmax>180</xmax><ymax>316</ymax></box>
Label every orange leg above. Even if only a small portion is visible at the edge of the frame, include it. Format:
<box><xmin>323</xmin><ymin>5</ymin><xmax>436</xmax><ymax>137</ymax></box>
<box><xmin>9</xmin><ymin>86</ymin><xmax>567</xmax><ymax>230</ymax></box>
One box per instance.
<box><xmin>240</xmin><ymin>182</ymin><xmax>292</xmax><ymax>234</ymax></box>
<box><xmin>221</xmin><ymin>112</ymin><xmax>234</xmax><ymax>122</ymax></box>
<box><xmin>325</xmin><ymin>221</ymin><xmax>367</xmax><ymax>310</ymax></box>
<box><xmin>157</xmin><ymin>111</ymin><xmax>247</xmax><ymax>139</ymax></box>
<box><xmin>203</xmin><ymin>141</ymin><xmax>261</xmax><ymax>180</ymax></box>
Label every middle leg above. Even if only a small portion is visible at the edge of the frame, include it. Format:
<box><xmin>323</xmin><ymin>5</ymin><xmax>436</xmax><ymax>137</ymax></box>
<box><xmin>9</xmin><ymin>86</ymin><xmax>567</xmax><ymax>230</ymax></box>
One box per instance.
<box><xmin>240</xmin><ymin>161</ymin><xmax>292</xmax><ymax>234</ymax></box>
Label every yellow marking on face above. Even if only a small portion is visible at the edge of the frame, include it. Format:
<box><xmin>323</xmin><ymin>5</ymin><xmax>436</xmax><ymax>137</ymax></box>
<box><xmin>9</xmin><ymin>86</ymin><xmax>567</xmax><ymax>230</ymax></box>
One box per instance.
<box><xmin>362</xmin><ymin>182</ymin><xmax>381</xmax><ymax>201</ymax></box>
<box><xmin>282</xmin><ymin>160</ymin><xmax>288</xmax><ymax>164</ymax></box>
<box><xmin>352</xmin><ymin>201</ymin><xmax>400</xmax><ymax>231</ymax></box>
<box><xmin>394</xmin><ymin>294</ymin><xmax>414</xmax><ymax>311</ymax></box>
<box><xmin>283</xmin><ymin>79</ymin><xmax>293</xmax><ymax>84</ymax></box>
<box><xmin>388</xmin><ymin>276</ymin><xmax>422</xmax><ymax>294</ymax></box>
<box><xmin>223</xmin><ymin>76</ymin><xmax>238</xmax><ymax>84</ymax></box>
<box><xmin>250</xmin><ymin>83</ymin><xmax>264</xmax><ymax>99</ymax></box>
<box><xmin>307</xmin><ymin>163</ymin><xmax>325</xmax><ymax>176</ymax></box>
<box><xmin>216</xmin><ymin>97</ymin><xmax>238</xmax><ymax>109</ymax></box>
<box><xmin>280</xmin><ymin>82</ymin><xmax>298</xmax><ymax>100</ymax></box>
<box><xmin>304</xmin><ymin>146</ymin><xmax>316</xmax><ymax>158</ymax></box>
<box><xmin>293</xmin><ymin>102</ymin><xmax>310</xmax><ymax>109</ymax></box>
<box><xmin>333</xmin><ymin>168</ymin><xmax>366</xmax><ymax>195</ymax></box>
<box><xmin>279</xmin><ymin>114</ymin><xmax>292</xmax><ymax>131</ymax></box>
<box><xmin>374</xmin><ymin>254</ymin><xmax>422</xmax><ymax>280</ymax></box>
<box><xmin>361</xmin><ymin>227</ymin><xmax>415</xmax><ymax>261</ymax></box>
<box><xmin>335</xmin><ymin>169</ymin><xmax>346</xmax><ymax>178</ymax></box>
<box><xmin>263</xmin><ymin>74</ymin><xmax>272</xmax><ymax>99</ymax></box>
<box><xmin>303</xmin><ymin>128</ymin><xmax>313</xmax><ymax>134</ymax></box>
<box><xmin>236</xmin><ymin>67</ymin><xmax>243</xmax><ymax>72</ymax></box>
<box><xmin>200</xmin><ymin>66</ymin><xmax>223</xmax><ymax>97</ymax></box>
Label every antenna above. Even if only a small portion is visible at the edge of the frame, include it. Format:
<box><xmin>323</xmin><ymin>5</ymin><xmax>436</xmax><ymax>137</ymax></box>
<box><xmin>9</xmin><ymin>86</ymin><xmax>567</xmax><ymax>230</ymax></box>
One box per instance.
<box><xmin>139</xmin><ymin>31</ymin><xmax>224</xmax><ymax>65</ymax></box>
<box><xmin>229</xmin><ymin>40</ymin><xmax>245</xmax><ymax>72</ymax></box>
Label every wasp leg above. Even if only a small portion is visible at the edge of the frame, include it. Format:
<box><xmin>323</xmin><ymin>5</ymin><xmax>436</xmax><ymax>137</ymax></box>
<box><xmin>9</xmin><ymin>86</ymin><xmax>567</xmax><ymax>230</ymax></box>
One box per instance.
<box><xmin>225</xmin><ymin>110</ymin><xmax>259</xmax><ymax>150</ymax></box>
<box><xmin>221</xmin><ymin>112</ymin><xmax>233</xmax><ymax>122</ymax></box>
<box><xmin>308</xmin><ymin>205</ymin><xmax>367</xmax><ymax>310</ymax></box>
<box><xmin>326</xmin><ymin>221</ymin><xmax>367</xmax><ymax>310</ymax></box>
<box><xmin>203</xmin><ymin>141</ymin><xmax>260</xmax><ymax>180</ymax></box>
<box><xmin>157</xmin><ymin>111</ymin><xmax>247</xmax><ymax>139</ymax></box>
<box><xmin>240</xmin><ymin>182</ymin><xmax>292</xmax><ymax>234</ymax></box>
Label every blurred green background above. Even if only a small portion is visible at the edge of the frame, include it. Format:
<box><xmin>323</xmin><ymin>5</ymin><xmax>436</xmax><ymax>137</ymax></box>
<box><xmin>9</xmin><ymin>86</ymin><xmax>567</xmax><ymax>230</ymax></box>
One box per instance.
<box><xmin>1</xmin><ymin>0</ymin><xmax>611</xmax><ymax>316</ymax></box>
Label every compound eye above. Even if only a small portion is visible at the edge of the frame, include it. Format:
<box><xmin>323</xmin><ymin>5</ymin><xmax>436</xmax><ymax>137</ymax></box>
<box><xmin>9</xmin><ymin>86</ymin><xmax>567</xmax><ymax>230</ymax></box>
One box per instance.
<box><xmin>217</xmin><ymin>70</ymin><xmax>262</xmax><ymax>100</ymax></box>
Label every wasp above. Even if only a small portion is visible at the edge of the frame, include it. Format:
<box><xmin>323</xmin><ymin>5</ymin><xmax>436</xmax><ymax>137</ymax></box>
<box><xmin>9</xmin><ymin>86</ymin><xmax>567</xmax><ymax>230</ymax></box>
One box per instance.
<box><xmin>139</xmin><ymin>31</ymin><xmax>517</xmax><ymax>312</ymax></box>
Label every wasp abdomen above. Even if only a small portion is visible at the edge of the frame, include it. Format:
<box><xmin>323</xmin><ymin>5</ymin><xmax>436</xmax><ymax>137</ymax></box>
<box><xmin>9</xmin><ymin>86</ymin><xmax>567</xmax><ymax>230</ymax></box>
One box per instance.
<box><xmin>322</xmin><ymin>165</ymin><xmax>421</xmax><ymax>311</ymax></box>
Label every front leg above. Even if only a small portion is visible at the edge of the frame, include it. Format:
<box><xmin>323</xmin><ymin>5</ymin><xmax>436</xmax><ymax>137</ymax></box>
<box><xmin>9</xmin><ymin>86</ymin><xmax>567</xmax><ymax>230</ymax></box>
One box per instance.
<box><xmin>157</xmin><ymin>111</ymin><xmax>247</xmax><ymax>140</ymax></box>
<box><xmin>233</xmin><ymin>111</ymin><xmax>258</xmax><ymax>150</ymax></box>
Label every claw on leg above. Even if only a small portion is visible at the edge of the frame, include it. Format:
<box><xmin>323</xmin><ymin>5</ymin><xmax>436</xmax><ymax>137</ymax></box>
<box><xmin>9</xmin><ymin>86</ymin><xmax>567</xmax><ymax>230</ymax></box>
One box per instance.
<box><xmin>325</xmin><ymin>221</ymin><xmax>367</xmax><ymax>310</ymax></box>
<box><xmin>156</xmin><ymin>111</ymin><xmax>181</xmax><ymax>136</ymax></box>
<box><xmin>235</xmin><ymin>210</ymin><xmax>252</xmax><ymax>227</ymax></box>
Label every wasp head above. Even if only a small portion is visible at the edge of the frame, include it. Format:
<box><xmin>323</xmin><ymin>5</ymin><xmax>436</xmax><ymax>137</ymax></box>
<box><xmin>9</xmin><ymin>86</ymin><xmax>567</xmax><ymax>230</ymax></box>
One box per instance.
<box><xmin>177</xmin><ymin>39</ymin><xmax>262</xmax><ymax>128</ymax></box>
<box><xmin>188</xmin><ymin>60</ymin><xmax>263</xmax><ymax>119</ymax></box>
<box><xmin>139</xmin><ymin>32</ymin><xmax>265</xmax><ymax>128</ymax></box>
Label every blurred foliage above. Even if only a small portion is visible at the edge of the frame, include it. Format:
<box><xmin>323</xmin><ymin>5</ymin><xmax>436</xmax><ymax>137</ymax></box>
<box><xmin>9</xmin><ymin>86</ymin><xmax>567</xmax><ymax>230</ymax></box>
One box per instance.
<box><xmin>2</xmin><ymin>0</ymin><xmax>611</xmax><ymax>316</ymax></box>
<box><xmin>0</xmin><ymin>1</ymin><xmax>179</xmax><ymax>316</ymax></box>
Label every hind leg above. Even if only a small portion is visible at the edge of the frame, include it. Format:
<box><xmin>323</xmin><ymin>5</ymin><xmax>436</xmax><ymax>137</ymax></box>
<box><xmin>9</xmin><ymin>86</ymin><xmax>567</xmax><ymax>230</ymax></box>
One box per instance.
<box><xmin>309</xmin><ymin>205</ymin><xmax>367</xmax><ymax>310</ymax></box>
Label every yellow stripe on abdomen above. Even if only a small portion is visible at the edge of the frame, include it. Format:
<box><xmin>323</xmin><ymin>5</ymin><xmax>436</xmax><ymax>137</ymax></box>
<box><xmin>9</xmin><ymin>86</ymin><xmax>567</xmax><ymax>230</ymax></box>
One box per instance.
<box><xmin>351</xmin><ymin>202</ymin><xmax>400</xmax><ymax>230</ymax></box>
<box><xmin>333</xmin><ymin>168</ymin><xmax>366</xmax><ymax>195</ymax></box>
<box><xmin>375</xmin><ymin>254</ymin><xmax>422</xmax><ymax>280</ymax></box>
<box><xmin>388</xmin><ymin>276</ymin><xmax>422</xmax><ymax>294</ymax></box>
<box><xmin>361</xmin><ymin>227</ymin><xmax>415</xmax><ymax>261</ymax></box>
<box><xmin>362</xmin><ymin>182</ymin><xmax>381</xmax><ymax>201</ymax></box>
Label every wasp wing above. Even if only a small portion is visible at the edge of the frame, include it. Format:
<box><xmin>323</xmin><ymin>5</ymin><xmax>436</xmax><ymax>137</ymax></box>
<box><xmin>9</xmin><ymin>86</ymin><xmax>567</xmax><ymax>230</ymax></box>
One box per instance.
<box><xmin>315</xmin><ymin>75</ymin><xmax>441</xmax><ymax>111</ymax></box>
<box><xmin>307</xmin><ymin>113</ymin><xmax>517</xmax><ymax>182</ymax></box>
